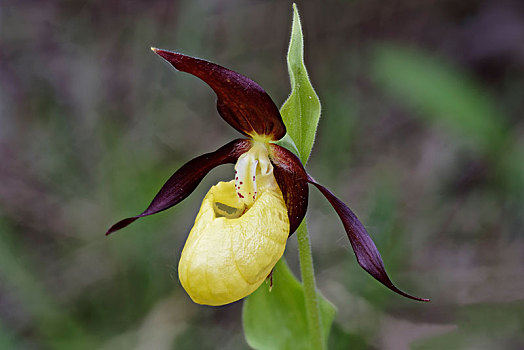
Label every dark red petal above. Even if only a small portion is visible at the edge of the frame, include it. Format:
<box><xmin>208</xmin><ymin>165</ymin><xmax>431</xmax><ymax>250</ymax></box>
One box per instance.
<box><xmin>307</xmin><ymin>176</ymin><xmax>429</xmax><ymax>302</ymax></box>
<box><xmin>152</xmin><ymin>48</ymin><xmax>286</xmax><ymax>141</ymax></box>
<box><xmin>106</xmin><ymin>139</ymin><xmax>251</xmax><ymax>235</ymax></box>
<box><xmin>269</xmin><ymin>144</ymin><xmax>309</xmax><ymax>235</ymax></box>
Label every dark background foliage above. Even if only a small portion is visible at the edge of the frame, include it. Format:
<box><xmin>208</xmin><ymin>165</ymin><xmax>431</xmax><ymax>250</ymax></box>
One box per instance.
<box><xmin>1</xmin><ymin>0</ymin><xmax>523</xmax><ymax>348</ymax></box>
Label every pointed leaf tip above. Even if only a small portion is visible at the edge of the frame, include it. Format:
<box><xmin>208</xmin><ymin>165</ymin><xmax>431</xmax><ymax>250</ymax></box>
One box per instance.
<box><xmin>280</xmin><ymin>4</ymin><xmax>321</xmax><ymax>164</ymax></box>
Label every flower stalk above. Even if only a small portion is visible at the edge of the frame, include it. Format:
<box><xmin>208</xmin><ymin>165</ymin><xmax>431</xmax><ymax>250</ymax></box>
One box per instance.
<box><xmin>296</xmin><ymin>221</ymin><xmax>325</xmax><ymax>349</ymax></box>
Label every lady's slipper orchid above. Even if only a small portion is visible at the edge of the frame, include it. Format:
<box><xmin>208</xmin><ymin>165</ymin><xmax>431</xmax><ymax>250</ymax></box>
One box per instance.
<box><xmin>106</xmin><ymin>48</ymin><xmax>428</xmax><ymax>305</ymax></box>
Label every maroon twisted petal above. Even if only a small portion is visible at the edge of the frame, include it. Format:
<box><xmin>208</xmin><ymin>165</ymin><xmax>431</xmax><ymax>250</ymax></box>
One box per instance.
<box><xmin>269</xmin><ymin>143</ymin><xmax>309</xmax><ymax>235</ymax></box>
<box><xmin>106</xmin><ymin>139</ymin><xmax>251</xmax><ymax>235</ymax></box>
<box><xmin>152</xmin><ymin>48</ymin><xmax>286</xmax><ymax>141</ymax></box>
<box><xmin>307</xmin><ymin>175</ymin><xmax>429</xmax><ymax>302</ymax></box>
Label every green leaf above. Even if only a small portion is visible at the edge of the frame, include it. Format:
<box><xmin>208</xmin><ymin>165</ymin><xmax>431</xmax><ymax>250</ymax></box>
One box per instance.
<box><xmin>280</xmin><ymin>3</ymin><xmax>321</xmax><ymax>164</ymax></box>
<box><xmin>370</xmin><ymin>44</ymin><xmax>507</xmax><ymax>153</ymax></box>
<box><xmin>273</xmin><ymin>133</ymin><xmax>300</xmax><ymax>158</ymax></box>
<box><xmin>242</xmin><ymin>259</ymin><xmax>336</xmax><ymax>350</ymax></box>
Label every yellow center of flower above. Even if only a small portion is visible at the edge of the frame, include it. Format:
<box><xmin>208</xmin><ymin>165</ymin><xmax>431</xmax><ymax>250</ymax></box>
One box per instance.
<box><xmin>178</xmin><ymin>141</ymin><xmax>289</xmax><ymax>306</ymax></box>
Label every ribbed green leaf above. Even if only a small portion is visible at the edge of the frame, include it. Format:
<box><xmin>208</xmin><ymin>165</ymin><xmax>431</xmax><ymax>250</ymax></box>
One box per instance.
<box><xmin>242</xmin><ymin>259</ymin><xmax>336</xmax><ymax>350</ymax></box>
<box><xmin>280</xmin><ymin>3</ymin><xmax>321</xmax><ymax>164</ymax></box>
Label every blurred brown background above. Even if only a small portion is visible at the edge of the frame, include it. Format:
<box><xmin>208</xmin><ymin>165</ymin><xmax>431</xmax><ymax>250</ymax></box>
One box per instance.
<box><xmin>1</xmin><ymin>0</ymin><xmax>524</xmax><ymax>349</ymax></box>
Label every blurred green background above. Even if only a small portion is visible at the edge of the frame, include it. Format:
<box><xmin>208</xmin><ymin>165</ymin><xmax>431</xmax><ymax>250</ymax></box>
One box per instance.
<box><xmin>1</xmin><ymin>0</ymin><xmax>524</xmax><ymax>349</ymax></box>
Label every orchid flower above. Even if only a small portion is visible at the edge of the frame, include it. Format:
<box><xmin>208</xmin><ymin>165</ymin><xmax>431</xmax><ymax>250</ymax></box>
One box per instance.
<box><xmin>106</xmin><ymin>48</ymin><xmax>428</xmax><ymax>306</ymax></box>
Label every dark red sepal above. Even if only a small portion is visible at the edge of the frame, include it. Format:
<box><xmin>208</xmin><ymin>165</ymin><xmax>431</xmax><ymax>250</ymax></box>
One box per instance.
<box><xmin>106</xmin><ymin>139</ymin><xmax>251</xmax><ymax>235</ymax></box>
<box><xmin>152</xmin><ymin>48</ymin><xmax>286</xmax><ymax>141</ymax></box>
<box><xmin>269</xmin><ymin>144</ymin><xmax>309</xmax><ymax>235</ymax></box>
<box><xmin>307</xmin><ymin>176</ymin><xmax>429</xmax><ymax>302</ymax></box>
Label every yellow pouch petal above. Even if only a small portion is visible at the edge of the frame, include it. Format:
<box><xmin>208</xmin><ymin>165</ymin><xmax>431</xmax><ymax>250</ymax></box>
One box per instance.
<box><xmin>178</xmin><ymin>180</ymin><xmax>289</xmax><ymax>306</ymax></box>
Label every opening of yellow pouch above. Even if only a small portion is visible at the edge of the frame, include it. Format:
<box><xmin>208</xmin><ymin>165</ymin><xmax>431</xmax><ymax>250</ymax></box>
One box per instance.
<box><xmin>213</xmin><ymin>201</ymin><xmax>245</xmax><ymax>219</ymax></box>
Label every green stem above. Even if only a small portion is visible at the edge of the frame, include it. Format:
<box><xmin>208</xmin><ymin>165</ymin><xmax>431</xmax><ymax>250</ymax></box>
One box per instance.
<box><xmin>296</xmin><ymin>220</ymin><xmax>325</xmax><ymax>349</ymax></box>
